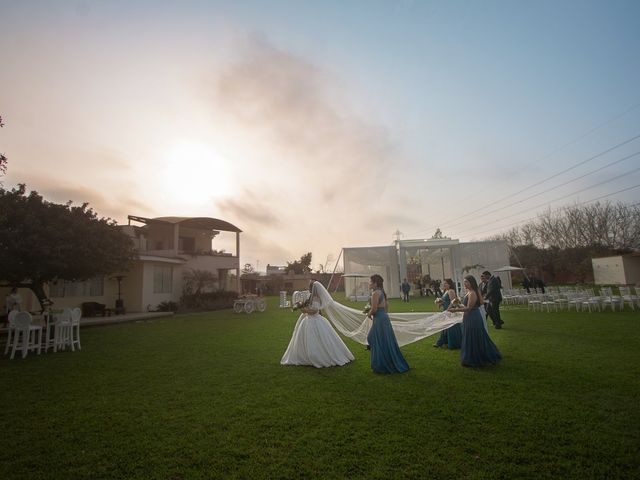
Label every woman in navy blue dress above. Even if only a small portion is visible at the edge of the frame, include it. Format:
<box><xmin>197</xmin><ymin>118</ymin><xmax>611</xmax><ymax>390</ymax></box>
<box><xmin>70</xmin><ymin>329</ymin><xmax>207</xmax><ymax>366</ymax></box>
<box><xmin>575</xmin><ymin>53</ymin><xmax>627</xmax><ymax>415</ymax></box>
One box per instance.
<box><xmin>449</xmin><ymin>275</ymin><xmax>501</xmax><ymax>368</ymax></box>
<box><xmin>433</xmin><ymin>278</ymin><xmax>463</xmax><ymax>349</ymax></box>
<box><xmin>367</xmin><ymin>274</ymin><xmax>409</xmax><ymax>374</ymax></box>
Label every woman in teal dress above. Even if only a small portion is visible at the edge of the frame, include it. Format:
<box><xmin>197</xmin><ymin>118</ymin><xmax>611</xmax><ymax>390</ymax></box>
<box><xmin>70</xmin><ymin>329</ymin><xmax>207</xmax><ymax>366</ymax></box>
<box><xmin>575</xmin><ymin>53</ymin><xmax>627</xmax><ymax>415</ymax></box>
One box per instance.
<box><xmin>367</xmin><ymin>274</ymin><xmax>410</xmax><ymax>374</ymax></box>
<box><xmin>449</xmin><ymin>275</ymin><xmax>501</xmax><ymax>368</ymax></box>
<box><xmin>433</xmin><ymin>278</ymin><xmax>463</xmax><ymax>349</ymax></box>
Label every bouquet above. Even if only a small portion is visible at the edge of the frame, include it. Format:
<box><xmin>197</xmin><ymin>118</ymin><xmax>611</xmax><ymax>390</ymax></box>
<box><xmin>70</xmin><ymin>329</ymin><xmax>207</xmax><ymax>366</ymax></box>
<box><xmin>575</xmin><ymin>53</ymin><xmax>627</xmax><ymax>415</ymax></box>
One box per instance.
<box><xmin>292</xmin><ymin>297</ymin><xmax>311</xmax><ymax>312</ymax></box>
<box><xmin>362</xmin><ymin>303</ymin><xmax>371</xmax><ymax>315</ymax></box>
<box><xmin>449</xmin><ymin>298</ymin><xmax>462</xmax><ymax>310</ymax></box>
<box><xmin>434</xmin><ymin>297</ymin><xmax>442</xmax><ymax>305</ymax></box>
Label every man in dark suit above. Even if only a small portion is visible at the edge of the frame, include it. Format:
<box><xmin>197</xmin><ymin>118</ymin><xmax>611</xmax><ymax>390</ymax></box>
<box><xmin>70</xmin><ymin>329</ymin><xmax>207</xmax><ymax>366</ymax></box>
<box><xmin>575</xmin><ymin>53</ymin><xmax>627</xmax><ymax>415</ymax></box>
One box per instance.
<box><xmin>481</xmin><ymin>270</ymin><xmax>504</xmax><ymax>329</ymax></box>
<box><xmin>401</xmin><ymin>279</ymin><xmax>411</xmax><ymax>302</ymax></box>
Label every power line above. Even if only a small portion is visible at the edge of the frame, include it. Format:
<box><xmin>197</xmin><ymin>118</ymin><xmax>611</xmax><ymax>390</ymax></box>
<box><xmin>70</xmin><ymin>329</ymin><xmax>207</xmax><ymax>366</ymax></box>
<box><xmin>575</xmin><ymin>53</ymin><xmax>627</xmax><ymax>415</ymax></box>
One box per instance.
<box><xmin>451</xmin><ymin>167</ymin><xmax>640</xmax><ymax>237</ymax></box>
<box><xmin>449</xmin><ymin>183</ymin><xmax>640</xmax><ymax>240</ymax></box>
<box><xmin>407</xmin><ymin>129</ymin><xmax>640</xmax><ymax>238</ymax></box>
<box><xmin>438</xmin><ymin>132</ymin><xmax>640</xmax><ymax>229</ymax></box>
<box><xmin>443</xmin><ymin>150</ymin><xmax>640</xmax><ymax>231</ymax></box>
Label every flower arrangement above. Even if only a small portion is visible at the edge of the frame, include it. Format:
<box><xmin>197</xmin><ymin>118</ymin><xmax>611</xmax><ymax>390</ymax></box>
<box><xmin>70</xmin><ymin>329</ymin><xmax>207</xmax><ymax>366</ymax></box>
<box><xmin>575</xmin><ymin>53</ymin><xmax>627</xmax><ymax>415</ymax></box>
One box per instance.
<box><xmin>362</xmin><ymin>303</ymin><xmax>371</xmax><ymax>315</ymax></box>
<box><xmin>292</xmin><ymin>297</ymin><xmax>311</xmax><ymax>311</ymax></box>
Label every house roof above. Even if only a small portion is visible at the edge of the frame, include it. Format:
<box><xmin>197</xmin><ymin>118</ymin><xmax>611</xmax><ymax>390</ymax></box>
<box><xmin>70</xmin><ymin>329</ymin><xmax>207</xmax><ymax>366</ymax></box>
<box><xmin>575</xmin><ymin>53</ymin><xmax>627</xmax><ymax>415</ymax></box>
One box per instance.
<box><xmin>128</xmin><ymin>215</ymin><xmax>242</xmax><ymax>233</ymax></box>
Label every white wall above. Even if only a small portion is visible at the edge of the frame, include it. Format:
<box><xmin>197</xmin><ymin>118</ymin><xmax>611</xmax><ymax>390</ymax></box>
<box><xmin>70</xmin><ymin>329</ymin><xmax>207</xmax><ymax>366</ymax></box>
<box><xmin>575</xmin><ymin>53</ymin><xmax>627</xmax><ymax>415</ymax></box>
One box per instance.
<box><xmin>592</xmin><ymin>257</ymin><xmax>626</xmax><ymax>285</ymax></box>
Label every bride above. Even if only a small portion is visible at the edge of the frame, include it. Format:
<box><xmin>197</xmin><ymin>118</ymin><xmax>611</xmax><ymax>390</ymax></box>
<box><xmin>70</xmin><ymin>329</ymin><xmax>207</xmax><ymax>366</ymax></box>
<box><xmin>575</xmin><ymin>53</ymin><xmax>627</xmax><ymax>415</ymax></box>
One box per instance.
<box><xmin>281</xmin><ymin>281</ymin><xmax>355</xmax><ymax>368</ymax></box>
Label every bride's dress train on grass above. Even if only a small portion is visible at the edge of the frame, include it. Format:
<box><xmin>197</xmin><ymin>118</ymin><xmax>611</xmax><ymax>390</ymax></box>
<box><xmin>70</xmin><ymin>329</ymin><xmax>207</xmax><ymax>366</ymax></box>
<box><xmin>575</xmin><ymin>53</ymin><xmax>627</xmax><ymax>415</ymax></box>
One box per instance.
<box><xmin>280</xmin><ymin>307</ymin><xmax>355</xmax><ymax>368</ymax></box>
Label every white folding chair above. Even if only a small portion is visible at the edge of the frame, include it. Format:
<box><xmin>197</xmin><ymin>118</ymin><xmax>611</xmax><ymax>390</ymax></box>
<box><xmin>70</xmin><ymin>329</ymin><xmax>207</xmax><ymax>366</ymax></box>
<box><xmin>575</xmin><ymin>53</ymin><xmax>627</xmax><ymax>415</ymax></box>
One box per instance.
<box><xmin>70</xmin><ymin>307</ymin><xmax>82</xmax><ymax>351</ymax></box>
<box><xmin>54</xmin><ymin>308</ymin><xmax>73</xmax><ymax>352</ymax></box>
<box><xmin>10</xmin><ymin>312</ymin><xmax>42</xmax><ymax>359</ymax></box>
<box><xmin>4</xmin><ymin>310</ymin><xmax>19</xmax><ymax>356</ymax></box>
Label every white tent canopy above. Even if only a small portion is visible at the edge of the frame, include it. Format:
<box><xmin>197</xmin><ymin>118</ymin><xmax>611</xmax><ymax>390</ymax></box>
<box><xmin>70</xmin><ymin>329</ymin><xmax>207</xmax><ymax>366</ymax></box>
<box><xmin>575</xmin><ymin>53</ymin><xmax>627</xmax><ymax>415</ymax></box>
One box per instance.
<box><xmin>341</xmin><ymin>274</ymin><xmax>370</xmax><ymax>301</ymax></box>
<box><xmin>343</xmin><ymin>239</ymin><xmax>511</xmax><ymax>297</ymax></box>
<box><xmin>493</xmin><ymin>265</ymin><xmax>523</xmax><ymax>272</ymax></box>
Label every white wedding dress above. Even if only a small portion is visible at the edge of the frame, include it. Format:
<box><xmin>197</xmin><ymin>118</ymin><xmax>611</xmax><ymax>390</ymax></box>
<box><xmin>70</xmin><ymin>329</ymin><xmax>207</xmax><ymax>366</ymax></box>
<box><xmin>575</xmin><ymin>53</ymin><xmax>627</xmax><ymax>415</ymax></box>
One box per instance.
<box><xmin>281</xmin><ymin>289</ymin><xmax>355</xmax><ymax>368</ymax></box>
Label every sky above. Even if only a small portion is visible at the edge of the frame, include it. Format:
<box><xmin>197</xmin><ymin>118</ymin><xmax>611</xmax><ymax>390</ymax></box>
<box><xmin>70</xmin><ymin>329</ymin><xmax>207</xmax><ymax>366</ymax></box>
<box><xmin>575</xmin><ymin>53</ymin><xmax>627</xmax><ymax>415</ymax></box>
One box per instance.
<box><xmin>1</xmin><ymin>0</ymin><xmax>639</xmax><ymax>272</ymax></box>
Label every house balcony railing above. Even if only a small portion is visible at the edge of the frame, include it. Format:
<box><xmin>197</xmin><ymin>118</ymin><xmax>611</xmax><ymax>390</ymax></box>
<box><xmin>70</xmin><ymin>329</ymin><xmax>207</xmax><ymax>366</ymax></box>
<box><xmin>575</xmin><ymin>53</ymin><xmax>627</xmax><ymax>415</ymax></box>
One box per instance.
<box><xmin>136</xmin><ymin>248</ymin><xmax>236</xmax><ymax>258</ymax></box>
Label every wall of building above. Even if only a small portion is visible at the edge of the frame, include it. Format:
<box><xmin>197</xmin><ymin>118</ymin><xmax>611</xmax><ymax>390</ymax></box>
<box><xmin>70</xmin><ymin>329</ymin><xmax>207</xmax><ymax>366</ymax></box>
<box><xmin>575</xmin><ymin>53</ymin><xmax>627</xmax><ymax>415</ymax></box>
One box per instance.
<box><xmin>622</xmin><ymin>256</ymin><xmax>640</xmax><ymax>285</ymax></box>
<box><xmin>592</xmin><ymin>257</ymin><xmax>626</xmax><ymax>285</ymax></box>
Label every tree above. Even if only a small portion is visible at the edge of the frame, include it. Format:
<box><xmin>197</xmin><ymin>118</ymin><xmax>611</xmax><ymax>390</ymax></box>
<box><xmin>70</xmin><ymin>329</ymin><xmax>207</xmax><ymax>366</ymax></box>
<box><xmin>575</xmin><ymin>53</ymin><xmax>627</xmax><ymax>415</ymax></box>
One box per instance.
<box><xmin>183</xmin><ymin>268</ymin><xmax>218</xmax><ymax>295</ymax></box>
<box><xmin>0</xmin><ymin>115</ymin><xmax>7</xmax><ymax>180</ymax></box>
<box><xmin>0</xmin><ymin>185</ymin><xmax>137</xmax><ymax>309</ymax></box>
<box><xmin>286</xmin><ymin>252</ymin><xmax>312</xmax><ymax>274</ymax></box>
<box><xmin>431</xmin><ymin>228</ymin><xmax>444</xmax><ymax>239</ymax></box>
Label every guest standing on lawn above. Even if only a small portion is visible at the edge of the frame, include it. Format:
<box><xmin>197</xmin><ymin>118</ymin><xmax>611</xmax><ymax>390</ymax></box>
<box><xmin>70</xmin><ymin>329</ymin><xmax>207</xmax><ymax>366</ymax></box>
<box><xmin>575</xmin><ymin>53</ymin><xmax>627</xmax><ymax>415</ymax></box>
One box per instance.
<box><xmin>449</xmin><ymin>275</ymin><xmax>502</xmax><ymax>368</ymax></box>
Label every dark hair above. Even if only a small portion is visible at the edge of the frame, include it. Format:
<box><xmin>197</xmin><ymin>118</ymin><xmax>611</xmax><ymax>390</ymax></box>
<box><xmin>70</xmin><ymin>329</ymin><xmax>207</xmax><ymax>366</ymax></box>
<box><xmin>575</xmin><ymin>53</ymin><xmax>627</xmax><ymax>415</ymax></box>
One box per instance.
<box><xmin>464</xmin><ymin>275</ymin><xmax>483</xmax><ymax>307</ymax></box>
<box><xmin>370</xmin><ymin>274</ymin><xmax>384</xmax><ymax>289</ymax></box>
<box><xmin>443</xmin><ymin>278</ymin><xmax>454</xmax><ymax>290</ymax></box>
<box><xmin>370</xmin><ymin>274</ymin><xmax>388</xmax><ymax>303</ymax></box>
<box><xmin>482</xmin><ymin>271</ymin><xmax>491</xmax><ymax>277</ymax></box>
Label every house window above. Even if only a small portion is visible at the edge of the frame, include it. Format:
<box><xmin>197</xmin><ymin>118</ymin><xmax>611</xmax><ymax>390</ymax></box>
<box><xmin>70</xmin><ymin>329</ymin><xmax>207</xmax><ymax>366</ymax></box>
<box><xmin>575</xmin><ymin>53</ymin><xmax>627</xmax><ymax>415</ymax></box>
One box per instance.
<box><xmin>153</xmin><ymin>266</ymin><xmax>173</xmax><ymax>293</ymax></box>
<box><xmin>49</xmin><ymin>277</ymin><xmax>104</xmax><ymax>298</ymax></box>
<box><xmin>179</xmin><ymin>236</ymin><xmax>196</xmax><ymax>253</ymax></box>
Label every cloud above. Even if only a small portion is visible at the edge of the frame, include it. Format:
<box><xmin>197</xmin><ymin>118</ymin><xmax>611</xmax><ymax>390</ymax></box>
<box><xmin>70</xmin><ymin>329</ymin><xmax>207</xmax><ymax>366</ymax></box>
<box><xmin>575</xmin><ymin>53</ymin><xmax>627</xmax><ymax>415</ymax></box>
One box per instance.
<box><xmin>217</xmin><ymin>189</ymin><xmax>281</xmax><ymax>228</ymax></box>
<box><xmin>209</xmin><ymin>35</ymin><xmax>395</xmax><ymax>205</ymax></box>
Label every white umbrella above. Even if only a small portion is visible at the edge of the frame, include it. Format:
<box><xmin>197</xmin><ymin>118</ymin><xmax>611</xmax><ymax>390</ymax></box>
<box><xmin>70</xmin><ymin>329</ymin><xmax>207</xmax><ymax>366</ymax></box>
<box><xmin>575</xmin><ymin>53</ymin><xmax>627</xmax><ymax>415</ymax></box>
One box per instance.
<box><xmin>493</xmin><ymin>265</ymin><xmax>523</xmax><ymax>272</ymax></box>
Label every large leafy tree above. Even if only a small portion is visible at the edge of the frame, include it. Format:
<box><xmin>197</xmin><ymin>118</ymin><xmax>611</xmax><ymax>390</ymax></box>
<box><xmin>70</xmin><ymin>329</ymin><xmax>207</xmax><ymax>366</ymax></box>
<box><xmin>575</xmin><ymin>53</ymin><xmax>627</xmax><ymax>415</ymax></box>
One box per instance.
<box><xmin>0</xmin><ymin>185</ymin><xmax>137</xmax><ymax>309</ymax></box>
<box><xmin>286</xmin><ymin>252</ymin><xmax>312</xmax><ymax>274</ymax></box>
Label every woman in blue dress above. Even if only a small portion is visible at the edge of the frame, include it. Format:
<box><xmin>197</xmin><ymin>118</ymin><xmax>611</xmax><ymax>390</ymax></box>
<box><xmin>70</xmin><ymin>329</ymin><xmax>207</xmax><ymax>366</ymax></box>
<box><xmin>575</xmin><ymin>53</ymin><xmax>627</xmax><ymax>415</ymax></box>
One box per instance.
<box><xmin>367</xmin><ymin>274</ymin><xmax>410</xmax><ymax>374</ymax></box>
<box><xmin>448</xmin><ymin>275</ymin><xmax>501</xmax><ymax>368</ymax></box>
<box><xmin>433</xmin><ymin>278</ymin><xmax>463</xmax><ymax>349</ymax></box>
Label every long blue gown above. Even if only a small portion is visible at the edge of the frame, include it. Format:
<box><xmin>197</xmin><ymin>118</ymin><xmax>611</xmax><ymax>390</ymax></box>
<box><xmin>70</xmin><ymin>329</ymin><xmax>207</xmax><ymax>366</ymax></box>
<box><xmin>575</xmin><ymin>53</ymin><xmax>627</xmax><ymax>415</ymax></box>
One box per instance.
<box><xmin>434</xmin><ymin>292</ymin><xmax>463</xmax><ymax>349</ymax></box>
<box><xmin>367</xmin><ymin>289</ymin><xmax>410</xmax><ymax>374</ymax></box>
<box><xmin>460</xmin><ymin>295</ymin><xmax>502</xmax><ymax>367</ymax></box>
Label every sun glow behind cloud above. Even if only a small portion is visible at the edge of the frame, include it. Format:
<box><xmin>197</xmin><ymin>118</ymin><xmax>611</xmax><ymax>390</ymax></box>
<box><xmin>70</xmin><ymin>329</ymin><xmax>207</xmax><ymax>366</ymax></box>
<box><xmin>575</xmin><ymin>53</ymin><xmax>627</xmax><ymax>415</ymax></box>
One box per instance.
<box><xmin>158</xmin><ymin>141</ymin><xmax>236</xmax><ymax>208</ymax></box>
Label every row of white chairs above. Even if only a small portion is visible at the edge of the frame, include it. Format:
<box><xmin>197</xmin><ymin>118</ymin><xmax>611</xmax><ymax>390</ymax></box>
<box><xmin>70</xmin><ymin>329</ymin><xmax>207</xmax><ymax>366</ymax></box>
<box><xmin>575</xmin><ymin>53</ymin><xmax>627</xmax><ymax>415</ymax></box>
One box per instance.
<box><xmin>522</xmin><ymin>288</ymin><xmax>639</xmax><ymax>313</ymax></box>
<box><xmin>3</xmin><ymin>308</ymin><xmax>81</xmax><ymax>360</ymax></box>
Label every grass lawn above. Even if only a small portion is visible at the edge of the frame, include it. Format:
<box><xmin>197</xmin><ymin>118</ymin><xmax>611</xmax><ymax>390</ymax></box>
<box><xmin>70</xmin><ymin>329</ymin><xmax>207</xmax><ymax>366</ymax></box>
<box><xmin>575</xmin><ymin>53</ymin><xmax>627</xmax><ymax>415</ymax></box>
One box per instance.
<box><xmin>1</xmin><ymin>295</ymin><xmax>639</xmax><ymax>479</ymax></box>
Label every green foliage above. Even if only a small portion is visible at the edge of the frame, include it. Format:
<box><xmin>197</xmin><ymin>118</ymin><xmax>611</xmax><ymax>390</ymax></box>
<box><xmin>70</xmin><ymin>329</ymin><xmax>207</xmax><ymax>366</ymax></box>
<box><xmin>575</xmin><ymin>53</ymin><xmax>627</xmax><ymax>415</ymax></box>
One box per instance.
<box><xmin>0</xmin><ymin>184</ymin><xmax>137</xmax><ymax>307</ymax></box>
<box><xmin>156</xmin><ymin>301</ymin><xmax>179</xmax><ymax>312</ymax></box>
<box><xmin>286</xmin><ymin>252</ymin><xmax>312</xmax><ymax>274</ymax></box>
<box><xmin>0</xmin><ymin>299</ymin><xmax>637</xmax><ymax>479</ymax></box>
<box><xmin>182</xmin><ymin>268</ymin><xmax>217</xmax><ymax>295</ymax></box>
<box><xmin>180</xmin><ymin>290</ymin><xmax>238</xmax><ymax>311</ymax></box>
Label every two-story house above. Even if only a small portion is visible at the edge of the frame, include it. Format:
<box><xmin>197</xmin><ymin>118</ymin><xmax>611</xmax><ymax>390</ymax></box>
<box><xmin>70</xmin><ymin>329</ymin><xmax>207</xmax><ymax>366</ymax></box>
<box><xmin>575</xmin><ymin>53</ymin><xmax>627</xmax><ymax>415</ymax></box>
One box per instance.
<box><xmin>45</xmin><ymin>215</ymin><xmax>241</xmax><ymax>313</ymax></box>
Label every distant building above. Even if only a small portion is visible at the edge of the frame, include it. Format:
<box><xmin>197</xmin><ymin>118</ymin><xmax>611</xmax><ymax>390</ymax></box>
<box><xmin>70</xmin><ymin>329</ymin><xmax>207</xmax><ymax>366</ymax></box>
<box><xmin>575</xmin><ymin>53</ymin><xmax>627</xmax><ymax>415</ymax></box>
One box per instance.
<box><xmin>592</xmin><ymin>253</ymin><xmax>640</xmax><ymax>285</ymax></box>
<box><xmin>266</xmin><ymin>264</ymin><xmax>287</xmax><ymax>275</ymax></box>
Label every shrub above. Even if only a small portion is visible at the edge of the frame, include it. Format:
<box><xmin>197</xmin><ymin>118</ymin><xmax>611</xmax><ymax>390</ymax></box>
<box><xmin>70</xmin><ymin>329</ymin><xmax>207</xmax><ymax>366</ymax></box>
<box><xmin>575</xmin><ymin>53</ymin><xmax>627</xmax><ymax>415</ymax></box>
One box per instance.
<box><xmin>156</xmin><ymin>301</ymin><xmax>179</xmax><ymax>312</ymax></box>
<box><xmin>180</xmin><ymin>290</ymin><xmax>238</xmax><ymax>311</ymax></box>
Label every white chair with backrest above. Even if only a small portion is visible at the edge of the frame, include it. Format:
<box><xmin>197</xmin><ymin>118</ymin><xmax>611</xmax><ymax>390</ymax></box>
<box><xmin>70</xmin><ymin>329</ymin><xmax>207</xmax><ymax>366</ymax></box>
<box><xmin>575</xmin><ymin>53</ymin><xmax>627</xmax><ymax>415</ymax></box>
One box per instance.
<box><xmin>70</xmin><ymin>307</ymin><xmax>82</xmax><ymax>351</ymax></box>
<box><xmin>54</xmin><ymin>308</ymin><xmax>73</xmax><ymax>352</ymax></box>
<box><xmin>600</xmin><ymin>286</ymin><xmax>623</xmax><ymax>312</ymax></box>
<box><xmin>4</xmin><ymin>309</ymin><xmax>19</xmax><ymax>356</ymax></box>
<box><xmin>619</xmin><ymin>286</ymin><xmax>638</xmax><ymax>310</ymax></box>
<box><xmin>10</xmin><ymin>312</ymin><xmax>42</xmax><ymax>359</ymax></box>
